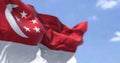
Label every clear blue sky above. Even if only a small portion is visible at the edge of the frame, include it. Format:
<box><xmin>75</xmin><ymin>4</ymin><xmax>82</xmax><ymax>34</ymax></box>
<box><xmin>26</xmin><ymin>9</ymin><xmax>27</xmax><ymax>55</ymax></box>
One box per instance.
<box><xmin>22</xmin><ymin>0</ymin><xmax>120</xmax><ymax>63</ymax></box>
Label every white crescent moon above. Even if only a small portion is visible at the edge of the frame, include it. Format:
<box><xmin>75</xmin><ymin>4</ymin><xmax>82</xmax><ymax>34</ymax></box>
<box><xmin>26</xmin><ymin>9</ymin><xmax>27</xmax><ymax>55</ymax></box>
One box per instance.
<box><xmin>5</xmin><ymin>4</ymin><xmax>28</xmax><ymax>38</ymax></box>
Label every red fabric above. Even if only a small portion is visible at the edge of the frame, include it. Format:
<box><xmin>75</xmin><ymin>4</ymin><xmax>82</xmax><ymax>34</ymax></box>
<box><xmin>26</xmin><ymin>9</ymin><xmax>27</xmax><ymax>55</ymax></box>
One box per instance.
<box><xmin>0</xmin><ymin>0</ymin><xmax>45</xmax><ymax>45</ymax></box>
<box><xmin>38</xmin><ymin>14</ymin><xmax>88</xmax><ymax>52</ymax></box>
<box><xmin>0</xmin><ymin>0</ymin><xmax>88</xmax><ymax>52</ymax></box>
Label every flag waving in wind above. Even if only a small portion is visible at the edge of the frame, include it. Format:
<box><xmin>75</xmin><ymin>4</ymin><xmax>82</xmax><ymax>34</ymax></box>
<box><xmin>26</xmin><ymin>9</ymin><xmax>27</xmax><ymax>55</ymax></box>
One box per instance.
<box><xmin>0</xmin><ymin>0</ymin><xmax>87</xmax><ymax>63</ymax></box>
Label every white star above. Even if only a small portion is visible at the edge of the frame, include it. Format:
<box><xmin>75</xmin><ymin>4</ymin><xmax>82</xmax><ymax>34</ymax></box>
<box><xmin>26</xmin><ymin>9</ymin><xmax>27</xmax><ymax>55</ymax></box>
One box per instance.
<box><xmin>24</xmin><ymin>26</ymin><xmax>30</xmax><ymax>32</ymax></box>
<box><xmin>20</xmin><ymin>11</ymin><xmax>27</xmax><ymax>18</ymax></box>
<box><xmin>15</xmin><ymin>16</ymin><xmax>20</xmax><ymax>22</ymax></box>
<box><xmin>31</xmin><ymin>19</ymin><xmax>38</xmax><ymax>24</ymax></box>
<box><xmin>33</xmin><ymin>26</ymin><xmax>40</xmax><ymax>33</ymax></box>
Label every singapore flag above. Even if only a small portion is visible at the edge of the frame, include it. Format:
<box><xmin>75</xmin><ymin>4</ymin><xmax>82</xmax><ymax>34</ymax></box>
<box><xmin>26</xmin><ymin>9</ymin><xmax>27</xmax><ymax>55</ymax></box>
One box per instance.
<box><xmin>0</xmin><ymin>0</ymin><xmax>87</xmax><ymax>63</ymax></box>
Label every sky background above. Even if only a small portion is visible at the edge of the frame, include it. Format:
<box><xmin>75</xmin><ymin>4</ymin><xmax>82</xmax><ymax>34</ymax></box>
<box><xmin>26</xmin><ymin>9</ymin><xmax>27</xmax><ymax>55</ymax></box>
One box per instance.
<box><xmin>22</xmin><ymin>0</ymin><xmax>120</xmax><ymax>63</ymax></box>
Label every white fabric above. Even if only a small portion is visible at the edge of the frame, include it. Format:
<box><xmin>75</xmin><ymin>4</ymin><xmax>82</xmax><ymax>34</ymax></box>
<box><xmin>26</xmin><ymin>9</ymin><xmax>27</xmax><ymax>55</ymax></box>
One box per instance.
<box><xmin>0</xmin><ymin>41</ymin><xmax>77</xmax><ymax>63</ymax></box>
